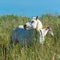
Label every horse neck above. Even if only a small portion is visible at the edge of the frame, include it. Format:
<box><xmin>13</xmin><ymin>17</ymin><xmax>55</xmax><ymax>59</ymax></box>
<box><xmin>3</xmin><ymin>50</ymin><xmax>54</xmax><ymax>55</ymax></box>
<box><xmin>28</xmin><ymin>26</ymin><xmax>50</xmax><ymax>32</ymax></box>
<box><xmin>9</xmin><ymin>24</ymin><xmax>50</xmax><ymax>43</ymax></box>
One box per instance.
<box><xmin>36</xmin><ymin>19</ymin><xmax>43</xmax><ymax>31</ymax></box>
<box><xmin>42</xmin><ymin>28</ymin><xmax>49</xmax><ymax>36</ymax></box>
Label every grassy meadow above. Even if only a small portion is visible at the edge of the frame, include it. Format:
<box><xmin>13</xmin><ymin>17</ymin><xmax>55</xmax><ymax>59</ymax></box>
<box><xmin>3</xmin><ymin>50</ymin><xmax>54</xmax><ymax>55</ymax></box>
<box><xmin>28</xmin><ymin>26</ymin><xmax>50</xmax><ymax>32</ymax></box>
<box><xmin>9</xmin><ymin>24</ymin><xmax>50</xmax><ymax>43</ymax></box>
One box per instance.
<box><xmin>0</xmin><ymin>14</ymin><xmax>60</xmax><ymax>60</ymax></box>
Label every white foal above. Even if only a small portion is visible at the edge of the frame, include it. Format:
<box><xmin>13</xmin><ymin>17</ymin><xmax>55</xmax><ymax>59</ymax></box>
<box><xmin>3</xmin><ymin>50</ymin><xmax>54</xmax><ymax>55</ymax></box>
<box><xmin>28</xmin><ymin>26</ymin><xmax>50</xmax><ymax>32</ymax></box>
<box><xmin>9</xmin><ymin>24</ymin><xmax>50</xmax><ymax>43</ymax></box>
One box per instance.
<box><xmin>39</xmin><ymin>26</ymin><xmax>54</xmax><ymax>45</ymax></box>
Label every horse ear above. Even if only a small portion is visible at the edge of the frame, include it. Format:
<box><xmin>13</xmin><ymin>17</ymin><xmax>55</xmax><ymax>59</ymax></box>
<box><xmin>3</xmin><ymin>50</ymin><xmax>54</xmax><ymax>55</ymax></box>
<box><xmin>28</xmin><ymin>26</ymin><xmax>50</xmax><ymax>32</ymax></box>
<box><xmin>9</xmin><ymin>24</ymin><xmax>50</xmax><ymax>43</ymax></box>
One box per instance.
<box><xmin>36</xmin><ymin>16</ymin><xmax>38</xmax><ymax>20</ymax></box>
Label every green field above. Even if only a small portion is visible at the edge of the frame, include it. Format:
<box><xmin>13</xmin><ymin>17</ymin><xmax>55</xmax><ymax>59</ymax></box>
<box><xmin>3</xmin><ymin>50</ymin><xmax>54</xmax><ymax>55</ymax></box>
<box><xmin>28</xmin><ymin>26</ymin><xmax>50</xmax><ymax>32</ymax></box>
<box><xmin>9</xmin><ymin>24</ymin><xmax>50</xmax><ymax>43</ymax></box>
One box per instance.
<box><xmin>0</xmin><ymin>14</ymin><xmax>60</xmax><ymax>60</ymax></box>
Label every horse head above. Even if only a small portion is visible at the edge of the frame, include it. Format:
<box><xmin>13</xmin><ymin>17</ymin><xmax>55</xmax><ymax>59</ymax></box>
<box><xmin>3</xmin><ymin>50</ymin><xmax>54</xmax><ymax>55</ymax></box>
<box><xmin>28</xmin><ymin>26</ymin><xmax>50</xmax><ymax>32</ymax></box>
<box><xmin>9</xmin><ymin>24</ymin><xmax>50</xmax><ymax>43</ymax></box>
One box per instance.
<box><xmin>24</xmin><ymin>16</ymin><xmax>43</xmax><ymax>31</ymax></box>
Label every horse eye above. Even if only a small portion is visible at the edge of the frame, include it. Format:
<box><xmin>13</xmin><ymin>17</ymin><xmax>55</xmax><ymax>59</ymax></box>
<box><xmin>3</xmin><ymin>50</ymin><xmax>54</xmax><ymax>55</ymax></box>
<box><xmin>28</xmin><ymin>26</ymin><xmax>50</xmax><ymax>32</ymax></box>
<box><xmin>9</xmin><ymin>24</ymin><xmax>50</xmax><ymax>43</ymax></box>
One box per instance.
<box><xmin>31</xmin><ymin>21</ymin><xmax>34</xmax><ymax>23</ymax></box>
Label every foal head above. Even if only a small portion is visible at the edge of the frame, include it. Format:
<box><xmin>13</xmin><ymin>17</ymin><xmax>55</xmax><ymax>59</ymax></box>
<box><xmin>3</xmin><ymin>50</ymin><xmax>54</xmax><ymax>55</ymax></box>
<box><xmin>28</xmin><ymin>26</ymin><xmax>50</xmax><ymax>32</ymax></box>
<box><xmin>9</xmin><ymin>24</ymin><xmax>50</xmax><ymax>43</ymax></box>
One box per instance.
<box><xmin>45</xmin><ymin>26</ymin><xmax>54</xmax><ymax>37</ymax></box>
<box><xmin>39</xmin><ymin>26</ymin><xmax>54</xmax><ymax>45</ymax></box>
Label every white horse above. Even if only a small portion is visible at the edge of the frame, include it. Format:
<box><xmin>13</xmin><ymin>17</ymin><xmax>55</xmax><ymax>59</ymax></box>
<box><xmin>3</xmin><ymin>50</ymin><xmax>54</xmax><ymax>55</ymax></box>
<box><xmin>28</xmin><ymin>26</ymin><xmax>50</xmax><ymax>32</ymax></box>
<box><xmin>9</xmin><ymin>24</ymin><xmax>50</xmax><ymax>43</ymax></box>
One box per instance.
<box><xmin>10</xmin><ymin>16</ymin><xmax>43</xmax><ymax>46</ymax></box>
<box><xmin>10</xmin><ymin>16</ymin><xmax>54</xmax><ymax>46</ymax></box>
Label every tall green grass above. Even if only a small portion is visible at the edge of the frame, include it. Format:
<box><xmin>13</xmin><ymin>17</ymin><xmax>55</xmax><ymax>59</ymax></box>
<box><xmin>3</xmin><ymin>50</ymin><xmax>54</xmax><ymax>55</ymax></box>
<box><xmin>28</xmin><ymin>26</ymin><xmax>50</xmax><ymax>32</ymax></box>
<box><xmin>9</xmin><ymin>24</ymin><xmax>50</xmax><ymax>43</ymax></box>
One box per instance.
<box><xmin>0</xmin><ymin>14</ymin><xmax>60</xmax><ymax>60</ymax></box>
